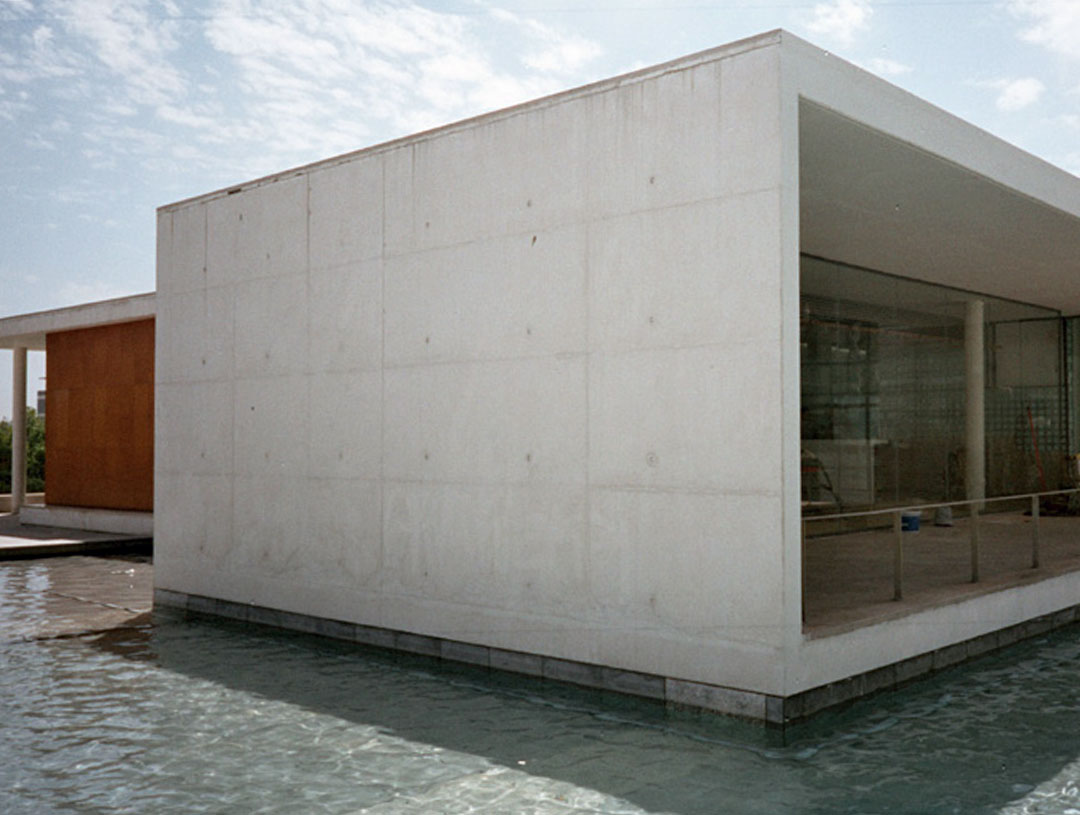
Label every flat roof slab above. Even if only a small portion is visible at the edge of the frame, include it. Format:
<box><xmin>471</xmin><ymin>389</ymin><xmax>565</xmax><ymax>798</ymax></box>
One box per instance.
<box><xmin>800</xmin><ymin>101</ymin><xmax>1080</xmax><ymax>315</ymax></box>
<box><xmin>0</xmin><ymin>292</ymin><xmax>155</xmax><ymax>350</ymax></box>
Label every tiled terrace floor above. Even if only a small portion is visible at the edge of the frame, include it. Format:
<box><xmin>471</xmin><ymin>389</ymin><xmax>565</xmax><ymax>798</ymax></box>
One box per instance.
<box><xmin>804</xmin><ymin>511</ymin><xmax>1080</xmax><ymax>636</ymax></box>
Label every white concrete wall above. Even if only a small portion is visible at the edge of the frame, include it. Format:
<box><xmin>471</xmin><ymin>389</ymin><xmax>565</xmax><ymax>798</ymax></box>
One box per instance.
<box><xmin>156</xmin><ymin>35</ymin><xmax>789</xmax><ymax>695</ymax></box>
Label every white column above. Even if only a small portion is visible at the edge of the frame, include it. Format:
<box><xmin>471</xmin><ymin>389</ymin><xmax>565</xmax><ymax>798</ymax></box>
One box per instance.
<box><xmin>965</xmin><ymin>300</ymin><xmax>985</xmax><ymax>504</ymax></box>
<box><xmin>11</xmin><ymin>346</ymin><xmax>27</xmax><ymax>513</ymax></box>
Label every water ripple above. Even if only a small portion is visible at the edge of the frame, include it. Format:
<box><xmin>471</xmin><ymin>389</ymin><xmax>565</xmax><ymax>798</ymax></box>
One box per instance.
<box><xmin>4</xmin><ymin>557</ymin><xmax>1080</xmax><ymax>813</ymax></box>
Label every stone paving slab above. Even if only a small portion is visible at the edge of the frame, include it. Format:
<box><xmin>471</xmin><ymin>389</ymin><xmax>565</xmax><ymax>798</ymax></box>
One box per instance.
<box><xmin>0</xmin><ymin>511</ymin><xmax>151</xmax><ymax>560</ymax></box>
<box><xmin>0</xmin><ymin>553</ymin><xmax>154</xmax><ymax>641</ymax></box>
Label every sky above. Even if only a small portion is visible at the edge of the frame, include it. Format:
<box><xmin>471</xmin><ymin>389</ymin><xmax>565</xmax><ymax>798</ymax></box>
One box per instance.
<box><xmin>2</xmin><ymin>0</ymin><xmax>1080</xmax><ymax>415</ymax></box>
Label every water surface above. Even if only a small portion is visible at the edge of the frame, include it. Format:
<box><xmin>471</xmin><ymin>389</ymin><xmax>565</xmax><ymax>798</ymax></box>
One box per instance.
<box><xmin>3</xmin><ymin>555</ymin><xmax>1080</xmax><ymax>813</ymax></box>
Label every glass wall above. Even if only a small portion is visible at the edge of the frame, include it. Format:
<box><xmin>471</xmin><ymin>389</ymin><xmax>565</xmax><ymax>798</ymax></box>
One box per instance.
<box><xmin>801</xmin><ymin>256</ymin><xmax>1066</xmax><ymax>514</ymax></box>
<box><xmin>1068</xmin><ymin>317</ymin><xmax>1080</xmax><ymax>459</ymax></box>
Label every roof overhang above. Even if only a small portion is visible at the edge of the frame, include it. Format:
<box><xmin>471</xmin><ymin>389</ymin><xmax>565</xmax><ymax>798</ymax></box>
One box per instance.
<box><xmin>0</xmin><ymin>293</ymin><xmax>156</xmax><ymax>350</ymax></box>
<box><xmin>788</xmin><ymin>33</ymin><xmax>1080</xmax><ymax>316</ymax></box>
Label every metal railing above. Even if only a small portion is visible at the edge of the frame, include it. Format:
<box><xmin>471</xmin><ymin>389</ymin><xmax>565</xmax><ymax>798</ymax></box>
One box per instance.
<box><xmin>802</xmin><ymin>488</ymin><xmax>1080</xmax><ymax>622</ymax></box>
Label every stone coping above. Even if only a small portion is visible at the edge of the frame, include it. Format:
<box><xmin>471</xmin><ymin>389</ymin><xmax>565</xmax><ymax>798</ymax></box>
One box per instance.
<box><xmin>20</xmin><ymin>505</ymin><xmax>153</xmax><ymax>536</ymax></box>
<box><xmin>154</xmin><ymin>589</ymin><xmax>1080</xmax><ymax>725</ymax></box>
<box><xmin>0</xmin><ymin>494</ymin><xmax>44</xmax><ymax>512</ymax></box>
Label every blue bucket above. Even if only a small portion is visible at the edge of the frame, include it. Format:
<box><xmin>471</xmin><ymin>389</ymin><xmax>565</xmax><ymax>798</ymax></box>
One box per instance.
<box><xmin>901</xmin><ymin>511</ymin><xmax>921</xmax><ymax>532</ymax></box>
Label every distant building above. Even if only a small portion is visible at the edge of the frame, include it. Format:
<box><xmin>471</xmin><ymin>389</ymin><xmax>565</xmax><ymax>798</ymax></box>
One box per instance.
<box><xmin>0</xmin><ymin>295</ymin><xmax>155</xmax><ymax>533</ymax></box>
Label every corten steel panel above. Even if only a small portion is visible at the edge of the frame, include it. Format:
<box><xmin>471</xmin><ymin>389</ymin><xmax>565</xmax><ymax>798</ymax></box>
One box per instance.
<box><xmin>45</xmin><ymin>319</ymin><xmax>154</xmax><ymax>511</ymax></box>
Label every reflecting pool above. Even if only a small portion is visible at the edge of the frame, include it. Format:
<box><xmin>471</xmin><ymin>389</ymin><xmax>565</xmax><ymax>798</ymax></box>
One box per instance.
<box><xmin>3</xmin><ymin>555</ymin><xmax>1080</xmax><ymax>813</ymax></box>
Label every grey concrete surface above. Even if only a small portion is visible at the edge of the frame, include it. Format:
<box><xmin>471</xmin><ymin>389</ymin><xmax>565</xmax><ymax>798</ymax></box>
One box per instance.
<box><xmin>0</xmin><ymin>512</ymin><xmax>151</xmax><ymax>560</ymax></box>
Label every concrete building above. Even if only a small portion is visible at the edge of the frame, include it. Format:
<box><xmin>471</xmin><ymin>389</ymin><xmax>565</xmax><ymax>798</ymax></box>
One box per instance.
<box><xmin>5</xmin><ymin>28</ymin><xmax>1076</xmax><ymax>722</ymax></box>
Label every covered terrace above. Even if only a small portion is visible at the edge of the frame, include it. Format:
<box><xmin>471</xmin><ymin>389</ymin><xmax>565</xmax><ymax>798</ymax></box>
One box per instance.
<box><xmin>797</xmin><ymin>96</ymin><xmax>1080</xmax><ymax>635</ymax></box>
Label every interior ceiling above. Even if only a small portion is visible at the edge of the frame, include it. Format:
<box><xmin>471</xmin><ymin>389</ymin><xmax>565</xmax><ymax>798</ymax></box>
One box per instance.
<box><xmin>799</xmin><ymin>100</ymin><xmax>1080</xmax><ymax>317</ymax></box>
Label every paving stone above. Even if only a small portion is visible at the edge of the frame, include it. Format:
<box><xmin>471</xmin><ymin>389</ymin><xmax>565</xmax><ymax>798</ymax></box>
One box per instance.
<box><xmin>666</xmin><ymin>679</ymin><xmax>767</xmax><ymax>719</ymax></box>
<box><xmin>894</xmin><ymin>652</ymin><xmax>934</xmax><ymax>685</ymax></box>
<box><xmin>997</xmin><ymin>624</ymin><xmax>1024</xmax><ymax>648</ymax></box>
<box><xmin>932</xmin><ymin>642</ymin><xmax>969</xmax><ymax>671</ymax></box>
<box><xmin>1023</xmin><ymin>615</ymin><xmax>1055</xmax><ymax>638</ymax></box>
<box><xmin>860</xmin><ymin>664</ymin><xmax>897</xmax><ymax>695</ymax></box>
<box><xmin>396</xmin><ymin>632</ymin><xmax>441</xmax><ymax>657</ymax></box>
<box><xmin>542</xmin><ymin>657</ymin><xmax>605</xmax><ymax>689</ymax></box>
<box><xmin>490</xmin><ymin>648</ymin><xmax>543</xmax><ymax>677</ymax></box>
<box><xmin>354</xmin><ymin>625</ymin><xmax>395</xmax><ymax>649</ymax></box>
<box><xmin>599</xmin><ymin>667</ymin><xmax>665</xmax><ymax>700</ymax></box>
<box><xmin>441</xmin><ymin>640</ymin><xmax>490</xmax><ymax>667</ymax></box>
<box><xmin>313</xmin><ymin>617</ymin><xmax>356</xmax><ymax>642</ymax></box>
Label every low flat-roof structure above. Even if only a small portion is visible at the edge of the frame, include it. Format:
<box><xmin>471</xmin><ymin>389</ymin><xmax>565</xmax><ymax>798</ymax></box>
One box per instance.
<box><xmin>0</xmin><ymin>293</ymin><xmax>155</xmax><ymax>352</ymax></box>
<box><xmin>1</xmin><ymin>294</ymin><xmax>155</xmax><ymax>535</ymax></box>
<box><xmin>144</xmin><ymin>29</ymin><xmax>1080</xmax><ymax>722</ymax></box>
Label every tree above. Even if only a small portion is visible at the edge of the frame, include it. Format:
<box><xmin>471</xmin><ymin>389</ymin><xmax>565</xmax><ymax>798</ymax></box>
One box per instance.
<box><xmin>0</xmin><ymin>408</ymin><xmax>45</xmax><ymax>494</ymax></box>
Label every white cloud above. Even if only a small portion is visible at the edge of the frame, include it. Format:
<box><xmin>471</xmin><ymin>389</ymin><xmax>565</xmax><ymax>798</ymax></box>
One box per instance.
<box><xmin>193</xmin><ymin>0</ymin><xmax>603</xmax><ymax>171</ymax></box>
<box><xmin>81</xmin><ymin>147</ymin><xmax>117</xmax><ymax>170</ymax></box>
<box><xmin>100</xmin><ymin>100</ymin><xmax>138</xmax><ymax>117</ymax></box>
<box><xmin>156</xmin><ymin>103</ymin><xmax>219</xmax><ymax>129</ymax></box>
<box><xmin>421</xmin><ymin>51</ymin><xmax>491</xmax><ymax>86</ymax></box>
<box><xmin>865</xmin><ymin>57</ymin><xmax>911</xmax><ymax>77</ymax></box>
<box><xmin>57</xmin><ymin>279</ymin><xmax>132</xmax><ymax>306</ymax></box>
<box><xmin>491</xmin><ymin>8</ymin><xmax>602</xmax><ymax>75</ymax></box>
<box><xmin>1</xmin><ymin>0</ymin><xmax>606</xmax><ymax>212</ymax></box>
<box><xmin>524</xmin><ymin>37</ymin><xmax>602</xmax><ymax>75</ymax></box>
<box><xmin>0</xmin><ymin>97</ymin><xmax>31</xmax><ymax>121</ymax></box>
<box><xmin>76</xmin><ymin>213</ymin><xmax>119</xmax><ymax>227</ymax></box>
<box><xmin>1009</xmin><ymin>0</ymin><xmax>1080</xmax><ymax>59</ymax></box>
<box><xmin>1</xmin><ymin>0</ymin><xmax>34</xmax><ymax>14</ymax></box>
<box><xmin>806</xmin><ymin>0</ymin><xmax>872</xmax><ymax>44</ymax></box>
<box><xmin>981</xmin><ymin>76</ymin><xmax>1046</xmax><ymax>111</ymax></box>
<box><xmin>0</xmin><ymin>23</ymin><xmax>83</xmax><ymax>83</ymax></box>
<box><xmin>83</xmin><ymin>121</ymin><xmax>168</xmax><ymax>155</ymax></box>
<box><xmin>50</xmin><ymin>183</ymin><xmax>105</xmax><ymax>205</ymax></box>
<box><xmin>52</xmin><ymin>0</ymin><xmax>186</xmax><ymax>106</ymax></box>
<box><xmin>25</xmin><ymin>132</ymin><xmax>56</xmax><ymax>149</ymax></box>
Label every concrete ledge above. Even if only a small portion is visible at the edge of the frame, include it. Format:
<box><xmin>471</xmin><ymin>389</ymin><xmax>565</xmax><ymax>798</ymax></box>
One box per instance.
<box><xmin>666</xmin><ymin>678</ymin><xmax>768</xmax><ymax>720</ymax></box>
<box><xmin>781</xmin><ymin>607</ymin><xmax>1080</xmax><ymax>722</ymax></box>
<box><xmin>490</xmin><ymin>648</ymin><xmax>543</xmax><ymax>677</ymax></box>
<box><xmin>152</xmin><ymin>589</ymin><xmax>1080</xmax><ymax>726</ymax></box>
<box><xmin>21</xmin><ymin>505</ymin><xmax>153</xmax><ymax>536</ymax></box>
<box><xmin>0</xmin><ymin>536</ymin><xmax>152</xmax><ymax>561</ymax></box>
<box><xmin>0</xmin><ymin>493</ymin><xmax>44</xmax><ymax>512</ymax></box>
<box><xmin>154</xmin><ymin>589</ymin><xmax>762</xmax><ymax>719</ymax></box>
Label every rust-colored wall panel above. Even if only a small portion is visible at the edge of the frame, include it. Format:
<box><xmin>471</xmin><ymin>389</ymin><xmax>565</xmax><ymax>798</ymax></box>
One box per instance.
<box><xmin>45</xmin><ymin>319</ymin><xmax>154</xmax><ymax>511</ymax></box>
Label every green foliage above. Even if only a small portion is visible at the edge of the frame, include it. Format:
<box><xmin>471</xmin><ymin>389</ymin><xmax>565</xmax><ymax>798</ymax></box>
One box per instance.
<box><xmin>0</xmin><ymin>408</ymin><xmax>45</xmax><ymax>494</ymax></box>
